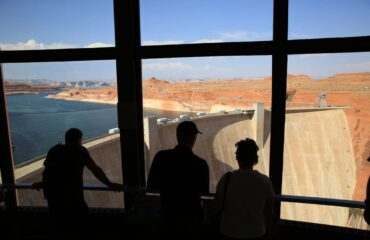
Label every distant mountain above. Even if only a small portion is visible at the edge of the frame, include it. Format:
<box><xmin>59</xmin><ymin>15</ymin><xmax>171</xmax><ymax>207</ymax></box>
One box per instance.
<box><xmin>5</xmin><ymin>79</ymin><xmax>59</xmax><ymax>85</ymax></box>
<box><xmin>6</xmin><ymin>79</ymin><xmax>113</xmax><ymax>89</ymax></box>
<box><xmin>58</xmin><ymin>80</ymin><xmax>113</xmax><ymax>88</ymax></box>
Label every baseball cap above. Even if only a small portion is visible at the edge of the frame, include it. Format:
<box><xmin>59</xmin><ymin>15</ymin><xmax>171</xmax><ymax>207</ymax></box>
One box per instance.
<box><xmin>176</xmin><ymin>121</ymin><xmax>202</xmax><ymax>136</ymax></box>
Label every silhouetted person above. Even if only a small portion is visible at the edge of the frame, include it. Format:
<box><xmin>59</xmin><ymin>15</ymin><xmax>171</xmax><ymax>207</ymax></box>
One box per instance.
<box><xmin>37</xmin><ymin>128</ymin><xmax>122</xmax><ymax>239</ymax></box>
<box><xmin>1</xmin><ymin>187</ymin><xmax>16</xmax><ymax>239</ymax></box>
<box><xmin>147</xmin><ymin>121</ymin><xmax>209</xmax><ymax>239</ymax></box>
<box><xmin>215</xmin><ymin>138</ymin><xmax>274</xmax><ymax>240</ymax></box>
<box><xmin>0</xmin><ymin>189</ymin><xmax>7</xmax><ymax>238</ymax></box>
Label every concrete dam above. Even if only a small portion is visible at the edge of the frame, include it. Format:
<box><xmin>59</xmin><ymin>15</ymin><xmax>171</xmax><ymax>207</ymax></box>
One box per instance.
<box><xmin>15</xmin><ymin>103</ymin><xmax>368</xmax><ymax>229</ymax></box>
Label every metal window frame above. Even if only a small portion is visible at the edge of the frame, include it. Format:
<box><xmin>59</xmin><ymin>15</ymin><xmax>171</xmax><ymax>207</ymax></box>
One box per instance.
<box><xmin>0</xmin><ymin>62</ymin><xmax>17</xmax><ymax>211</ymax></box>
<box><xmin>0</xmin><ymin>0</ymin><xmax>369</xmax><ymax>219</ymax></box>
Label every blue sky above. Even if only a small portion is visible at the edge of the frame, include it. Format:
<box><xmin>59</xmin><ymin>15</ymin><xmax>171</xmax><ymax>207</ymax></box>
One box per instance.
<box><xmin>1</xmin><ymin>0</ymin><xmax>370</xmax><ymax>81</ymax></box>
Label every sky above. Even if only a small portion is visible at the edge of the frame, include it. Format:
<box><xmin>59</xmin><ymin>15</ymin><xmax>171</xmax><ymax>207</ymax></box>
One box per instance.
<box><xmin>0</xmin><ymin>0</ymin><xmax>370</xmax><ymax>81</ymax></box>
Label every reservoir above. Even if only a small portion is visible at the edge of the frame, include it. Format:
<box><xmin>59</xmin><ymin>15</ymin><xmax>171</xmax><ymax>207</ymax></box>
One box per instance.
<box><xmin>6</xmin><ymin>93</ymin><xmax>183</xmax><ymax>165</ymax></box>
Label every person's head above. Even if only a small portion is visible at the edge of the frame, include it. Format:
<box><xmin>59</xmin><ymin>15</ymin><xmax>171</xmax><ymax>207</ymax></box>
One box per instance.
<box><xmin>65</xmin><ymin>128</ymin><xmax>83</xmax><ymax>145</ymax></box>
<box><xmin>235</xmin><ymin>138</ymin><xmax>259</xmax><ymax>169</ymax></box>
<box><xmin>176</xmin><ymin>121</ymin><xmax>201</xmax><ymax>148</ymax></box>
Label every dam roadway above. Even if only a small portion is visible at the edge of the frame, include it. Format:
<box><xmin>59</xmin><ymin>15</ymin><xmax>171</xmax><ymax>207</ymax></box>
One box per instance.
<box><xmin>14</xmin><ymin>105</ymin><xmax>367</xmax><ymax>229</ymax></box>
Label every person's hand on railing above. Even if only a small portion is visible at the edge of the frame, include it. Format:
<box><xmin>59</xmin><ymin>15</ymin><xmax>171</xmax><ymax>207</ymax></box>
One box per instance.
<box><xmin>108</xmin><ymin>183</ymin><xmax>124</xmax><ymax>192</ymax></box>
<box><xmin>31</xmin><ymin>181</ymin><xmax>43</xmax><ymax>191</ymax></box>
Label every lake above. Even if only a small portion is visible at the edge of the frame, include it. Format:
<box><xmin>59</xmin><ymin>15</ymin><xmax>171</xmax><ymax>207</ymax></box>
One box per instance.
<box><xmin>6</xmin><ymin>94</ymin><xmax>184</xmax><ymax>165</ymax></box>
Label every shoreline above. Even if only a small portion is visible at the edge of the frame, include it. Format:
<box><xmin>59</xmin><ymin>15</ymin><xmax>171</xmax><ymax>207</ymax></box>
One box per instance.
<box><xmin>45</xmin><ymin>95</ymin><xmax>256</xmax><ymax>113</ymax></box>
<box><xmin>45</xmin><ymin>95</ymin><xmax>117</xmax><ymax>105</ymax></box>
<box><xmin>6</xmin><ymin>91</ymin><xmax>48</xmax><ymax>96</ymax></box>
<box><xmin>46</xmin><ymin>95</ymin><xmax>216</xmax><ymax>112</ymax></box>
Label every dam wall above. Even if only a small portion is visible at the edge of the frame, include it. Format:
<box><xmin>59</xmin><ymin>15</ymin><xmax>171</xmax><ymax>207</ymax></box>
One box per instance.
<box><xmin>281</xmin><ymin>108</ymin><xmax>364</xmax><ymax>228</ymax></box>
<box><xmin>144</xmin><ymin>103</ymin><xmax>270</xmax><ymax>189</ymax></box>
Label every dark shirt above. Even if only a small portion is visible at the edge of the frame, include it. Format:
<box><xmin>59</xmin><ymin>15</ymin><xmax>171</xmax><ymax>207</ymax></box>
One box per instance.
<box><xmin>42</xmin><ymin>144</ymin><xmax>93</xmax><ymax>209</ymax></box>
<box><xmin>365</xmin><ymin>176</ymin><xmax>370</xmax><ymax>225</ymax></box>
<box><xmin>147</xmin><ymin>145</ymin><xmax>209</xmax><ymax>219</ymax></box>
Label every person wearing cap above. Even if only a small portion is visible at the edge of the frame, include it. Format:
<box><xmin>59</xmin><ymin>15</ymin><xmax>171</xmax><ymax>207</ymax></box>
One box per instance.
<box><xmin>147</xmin><ymin>120</ymin><xmax>209</xmax><ymax>239</ymax></box>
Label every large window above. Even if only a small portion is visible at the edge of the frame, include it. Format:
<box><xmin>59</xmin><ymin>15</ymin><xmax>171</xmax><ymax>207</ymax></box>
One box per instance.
<box><xmin>142</xmin><ymin>56</ymin><xmax>272</xmax><ymax>189</ymax></box>
<box><xmin>289</xmin><ymin>0</ymin><xmax>370</xmax><ymax>39</ymax></box>
<box><xmin>140</xmin><ymin>0</ymin><xmax>273</xmax><ymax>45</ymax></box>
<box><xmin>2</xmin><ymin>61</ymin><xmax>123</xmax><ymax>208</ymax></box>
<box><xmin>0</xmin><ymin>0</ymin><xmax>114</xmax><ymax>50</ymax></box>
<box><xmin>281</xmin><ymin>52</ymin><xmax>370</xmax><ymax>229</ymax></box>
<box><xmin>0</xmin><ymin>0</ymin><xmax>369</xmax><ymax>231</ymax></box>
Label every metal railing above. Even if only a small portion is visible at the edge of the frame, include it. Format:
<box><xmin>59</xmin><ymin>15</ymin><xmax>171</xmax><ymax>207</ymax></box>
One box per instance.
<box><xmin>0</xmin><ymin>183</ymin><xmax>365</xmax><ymax>209</ymax></box>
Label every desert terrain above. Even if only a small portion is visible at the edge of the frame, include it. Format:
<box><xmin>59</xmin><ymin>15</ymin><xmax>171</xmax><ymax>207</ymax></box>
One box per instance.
<box><xmin>45</xmin><ymin>72</ymin><xmax>370</xmax><ymax>200</ymax></box>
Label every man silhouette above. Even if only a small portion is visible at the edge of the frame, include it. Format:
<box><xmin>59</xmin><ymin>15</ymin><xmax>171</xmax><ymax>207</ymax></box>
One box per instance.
<box><xmin>147</xmin><ymin>121</ymin><xmax>209</xmax><ymax>238</ymax></box>
<box><xmin>37</xmin><ymin>128</ymin><xmax>123</xmax><ymax>238</ymax></box>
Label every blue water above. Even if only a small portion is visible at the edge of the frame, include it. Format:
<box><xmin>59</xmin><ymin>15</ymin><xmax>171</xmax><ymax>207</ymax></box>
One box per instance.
<box><xmin>6</xmin><ymin>94</ymin><xmax>183</xmax><ymax>165</ymax></box>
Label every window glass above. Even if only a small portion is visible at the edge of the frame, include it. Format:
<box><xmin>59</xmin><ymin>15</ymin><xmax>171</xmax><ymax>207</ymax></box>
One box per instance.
<box><xmin>0</xmin><ymin>0</ymin><xmax>114</xmax><ymax>50</ymax></box>
<box><xmin>3</xmin><ymin>60</ymin><xmax>123</xmax><ymax>208</ymax></box>
<box><xmin>140</xmin><ymin>0</ymin><xmax>273</xmax><ymax>45</ymax></box>
<box><xmin>289</xmin><ymin>0</ymin><xmax>370</xmax><ymax>39</ymax></box>
<box><xmin>283</xmin><ymin>52</ymin><xmax>370</xmax><ymax>227</ymax></box>
<box><xmin>142</xmin><ymin>56</ymin><xmax>272</xmax><ymax>190</ymax></box>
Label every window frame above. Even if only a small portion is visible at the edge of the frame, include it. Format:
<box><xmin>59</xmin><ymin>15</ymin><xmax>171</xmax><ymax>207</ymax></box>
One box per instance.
<box><xmin>0</xmin><ymin>0</ymin><xmax>369</xmax><ymax>225</ymax></box>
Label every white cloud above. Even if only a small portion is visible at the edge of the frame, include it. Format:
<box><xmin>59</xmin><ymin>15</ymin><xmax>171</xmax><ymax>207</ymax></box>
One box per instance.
<box><xmin>220</xmin><ymin>31</ymin><xmax>272</xmax><ymax>40</ymax></box>
<box><xmin>142</xmin><ymin>39</ymin><xmax>225</xmax><ymax>45</ymax></box>
<box><xmin>0</xmin><ymin>39</ymin><xmax>113</xmax><ymax>50</ymax></box>
<box><xmin>143</xmin><ymin>62</ymin><xmax>193</xmax><ymax>71</ymax></box>
<box><xmin>84</xmin><ymin>42</ymin><xmax>113</xmax><ymax>48</ymax></box>
<box><xmin>143</xmin><ymin>60</ymin><xmax>232</xmax><ymax>75</ymax></box>
<box><xmin>220</xmin><ymin>31</ymin><xmax>248</xmax><ymax>40</ymax></box>
<box><xmin>142</xmin><ymin>40</ymin><xmax>185</xmax><ymax>46</ymax></box>
<box><xmin>142</xmin><ymin>31</ymin><xmax>271</xmax><ymax>45</ymax></box>
<box><xmin>192</xmin><ymin>39</ymin><xmax>224</xmax><ymax>43</ymax></box>
<box><xmin>289</xmin><ymin>33</ymin><xmax>314</xmax><ymax>39</ymax></box>
<box><xmin>299</xmin><ymin>53</ymin><xmax>329</xmax><ymax>58</ymax></box>
<box><xmin>0</xmin><ymin>39</ymin><xmax>75</xmax><ymax>50</ymax></box>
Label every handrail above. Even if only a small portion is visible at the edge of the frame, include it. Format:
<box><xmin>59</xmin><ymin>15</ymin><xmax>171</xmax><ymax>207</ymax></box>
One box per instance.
<box><xmin>276</xmin><ymin>195</ymin><xmax>365</xmax><ymax>209</ymax></box>
<box><xmin>0</xmin><ymin>183</ymin><xmax>365</xmax><ymax>209</ymax></box>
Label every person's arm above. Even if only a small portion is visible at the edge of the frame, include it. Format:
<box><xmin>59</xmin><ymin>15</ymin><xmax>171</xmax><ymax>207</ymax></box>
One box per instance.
<box><xmin>212</xmin><ymin>174</ymin><xmax>227</xmax><ymax>213</ymax></box>
<box><xmin>85</xmin><ymin>160</ymin><xmax>123</xmax><ymax>191</ymax></box>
